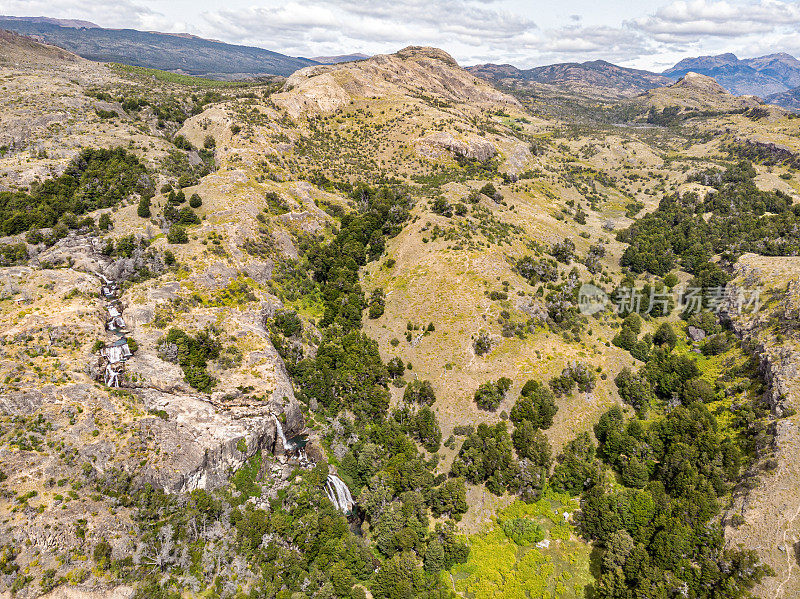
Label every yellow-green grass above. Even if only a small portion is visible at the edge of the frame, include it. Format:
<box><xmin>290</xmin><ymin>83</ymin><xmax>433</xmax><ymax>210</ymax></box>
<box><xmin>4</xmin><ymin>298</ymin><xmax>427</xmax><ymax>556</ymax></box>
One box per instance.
<box><xmin>109</xmin><ymin>63</ymin><xmax>260</xmax><ymax>88</ymax></box>
<box><xmin>448</xmin><ymin>490</ymin><xmax>593</xmax><ymax>599</ymax></box>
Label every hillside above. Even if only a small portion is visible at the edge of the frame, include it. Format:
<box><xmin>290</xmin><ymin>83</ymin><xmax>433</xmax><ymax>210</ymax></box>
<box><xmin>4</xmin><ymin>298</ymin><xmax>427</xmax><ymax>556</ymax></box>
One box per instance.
<box><xmin>626</xmin><ymin>71</ymin><xmax>764</xmax><ymax>114</ymax></box>
<box><xmin>0</xmin><ymin>30</ymin><xmax>798</xmax><ymax>599</ymax></box>
<box><xmin>0</xmin><ymin>17</ymin><xmax>317</xmax><ymax>77</ymax></box>
<box><xmin>467</xmin><ymin>59</ymin><xmax>671</xmax><ymax>100</ymax></box>
<box><xmin>766</xmin><ymin>86</ymin><xmax>800</xmax><ymax>112</ymax></box>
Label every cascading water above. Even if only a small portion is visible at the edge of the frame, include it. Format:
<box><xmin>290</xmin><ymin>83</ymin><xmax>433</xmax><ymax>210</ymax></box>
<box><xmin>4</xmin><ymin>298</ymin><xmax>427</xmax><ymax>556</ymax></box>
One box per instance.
<box><xmin>324</xmin><ymin>474</ymin><xmax>355</xmax><ymax>514</ymax></box>
<box><xmin>271</xmin><ymin>413</ymin><xmax>294</xmax><ymax>453</ymax></box>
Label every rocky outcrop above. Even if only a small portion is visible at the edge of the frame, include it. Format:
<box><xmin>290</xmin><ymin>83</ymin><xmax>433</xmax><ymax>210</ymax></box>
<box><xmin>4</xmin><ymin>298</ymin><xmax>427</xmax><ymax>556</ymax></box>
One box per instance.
<box><xmin>414</xmin><ymin>132</ymin><xmax>497</xmax><ymax>162</ymax></box>
<box><xmin>31</xmin><ymin>233</ymin><xmax>166</xmax><ymax>283</ymax></box>
<box><xmin>720</xmin><ymin>254</ymin><xmax>800</xmax><ymax>599</ymax></box>
<box><xmin>687</xmin><ymin>325</ymin><xmax>706</xmax><ymax>342</ymax></box>
<box><xmin>131</xmin><ymin>388</ymin><xmax>279</xmax><ymax>493</ymax></box>
<box><xmin>274</xmin><ymin>46</ymin><xmax>520</xmax><ymax>118</ymax></box>
<box><xmin>730</xmin><ymin>138</ymin><xmax>800</xmax><ymax>169</ymax></box>
<box><xmin>0</xmin><ymin>585</ymin><xmax>133</xmax><ymax>599</ymax></box>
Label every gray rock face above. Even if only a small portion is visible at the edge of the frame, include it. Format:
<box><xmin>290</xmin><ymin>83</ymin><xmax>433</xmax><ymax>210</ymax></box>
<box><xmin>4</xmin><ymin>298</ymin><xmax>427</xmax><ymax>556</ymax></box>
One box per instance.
<box><xmin>282</xmin><ymin>400</ymin><xmax>306</xmax><ymax>439</ymax></box>
<box><xmin>687</xmin><ymin>325</ymin><xmax>706</xmax><ymax>342</ymax></box>
<box><xmin>720</xmin><ymin>255</ymin><xmax>800</xmax><ymax>598</ymax></box>
<box><xmin>130</xmin><ymin>388</ymin><xmax>279</xmax><ymax>493</ymax></box>
<box><xmin>0</xmin><ymin>585</ymin><xmax>134</xmax><ymax>599</ymax></box>
<box><xmin>415</xmin><ymin>132</ymin><xmax>497</xmax><ymax>162</ymax></box>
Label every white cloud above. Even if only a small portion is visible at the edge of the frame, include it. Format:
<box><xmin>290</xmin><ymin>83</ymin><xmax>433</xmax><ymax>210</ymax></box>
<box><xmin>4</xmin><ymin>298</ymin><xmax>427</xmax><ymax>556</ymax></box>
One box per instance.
<box><xmin>538</xmin><ymin>25</ymin><xmax>651</xmax><ymax>61</ymax></box>
<box><xmin>632</xmin><ymin>0</ymin><xmax>800</xmax><ymax>41</ymax></box>
<box><xmin>0</xmin><ymin>0</ymin><xmax>162</xmax><ymax>29</ymax></box>
<box><xmin>3</xmin><ymin>0</ymin><xmax>800</xmax><ymax>72</ymax></box>
<box><xmin>199</xmin><ymin>0</ymin><xmax>536</xmax><ymax>58</ymax></box>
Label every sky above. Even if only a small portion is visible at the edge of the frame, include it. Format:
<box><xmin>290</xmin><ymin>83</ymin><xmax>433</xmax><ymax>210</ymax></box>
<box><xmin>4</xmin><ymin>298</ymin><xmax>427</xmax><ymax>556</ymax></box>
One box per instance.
<box><xmin>2</xmin><ymin>0</ymin><xmax>800</xmax><ymax>71</ymax></box>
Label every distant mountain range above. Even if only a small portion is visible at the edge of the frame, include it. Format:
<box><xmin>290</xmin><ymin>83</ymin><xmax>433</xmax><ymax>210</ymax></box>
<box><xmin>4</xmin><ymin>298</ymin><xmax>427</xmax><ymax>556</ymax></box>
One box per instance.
<box><xmin>468</xmin><ymin>53</ymin><xmax>800</xmax><ymax>111</ymax></box>
<box><xmin>0</xmin><ymin>15</ymin><xmax>99</xmax><ymax>28</ymax></box>
<box><xmin>0</xmin><ymin>16</ymin><xmax>317</xmax><ymax>77</ymax></box>
<box><xmin>2</xmin><ymin>15</ymin><xmax>800</xmax><ymax>111</ymax></box>
<box><xmin>466</xmin><ymin>60</ymin><xmax>672</xmax><ymax>100</ymax></box>
<box><xmin>310</xmin><ymin>53</ymin><xmax>370</xmax><ymax>65</ymax></box>
<box><xmin>662</xmin><ymin>52</ymin><xmax>800</xmax><ymax>99</ymax></box>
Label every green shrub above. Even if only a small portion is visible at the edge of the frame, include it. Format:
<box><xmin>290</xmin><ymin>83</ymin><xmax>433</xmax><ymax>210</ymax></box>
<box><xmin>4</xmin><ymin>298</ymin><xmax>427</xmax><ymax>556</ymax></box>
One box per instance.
<box><xmin>501</xmin><ymin>518</ymin><xmax>544</xmax><ymax>545</ymax></box>
<box><xmin>0</xmin><ymin>147</ymin><xmax>147</xmax><ymax>236</ymax></box>
<box><xmin>167</xmin><ymin>225</ymin><xmax>188</xmax><ymax>244</ymax></box>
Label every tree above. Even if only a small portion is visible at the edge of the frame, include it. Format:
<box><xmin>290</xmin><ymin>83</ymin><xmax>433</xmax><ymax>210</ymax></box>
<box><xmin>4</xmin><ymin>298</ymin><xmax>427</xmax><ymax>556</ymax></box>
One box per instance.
<box><xmin>512</xmin><ymin>421</ymin><xmax>551</xmax><ymax>467</ymax></box>
<box><xmin>411</xmin><ymin>406</ymin><xmax>441</xmax><ymax>453</ymax></box>
<box><xmin>403</xmin><ymin>380</ymin><xmax>435</xmax><ymax>405</ymax></box>
<box><xmin>98</xmin><ymin>213</ymin><xmax>113</xmax><ymax>231</ymax></box>
<box><xmin>429</xmin><ymin>477</ymin><xmax>467</xmax><ymax>519</ymax></box>
<box><xmin>682</xmin><ymin>378</ymin><xmax>715</xmax><ymax>404</ymax></box>
<box><xmin>93</xmin><ymin>538</ymin><xmax>112</xmax><ymax>571</ymax></box>
<box><xmin>550</xmin><ymin>432</ymin><xmax>600</xmax><ymax>496</ymax></box>
<box><xmin>615</xmin><ymin>367</ymin><xmax>655</xmax><ymax>414</ymax></box>
<box><xmin>272</xmin><ymin>309</ymin><xmax>302</xmax><ymax>337</ymax></box>
<box><xmin>474</xmin><ymin>378</ymin><xmax>510</xmax><ymax>411</ymax></box>
<box><xmin>329</xmin><ymin>562</ymin><xmax>354</xmax><ymax>597</ymax></box>
<box><xmin>189</xmin><ymin>193</ymin><xmax>202</xmax><ymax>208</ymax></box>
<box><xmin>552</xmin><ymin>238</ymin><xmax>576</xmax><ymax>264</ymax></box>
<box><xmin>167</xmin><ymin>225</ymin><xmax>188</xmax><ymax>244</ymax></box>
<box><xmin>621</xmin><ymin>457</ymin><xmax>649</xmax><ymax>488</ymax></box>
<box><xmin>450</xmin><ymin>423</ymin><xmax>517</xmax><ymax>495</ymax></box>
<box><xmin>137</xmin><ymin>197</ymin><xmax>151</xmax><ymax>218</ymax></box>
<box><xmin>368</xmin><ymin>287</ymin><xmax>386</xmax><ymax>318</ymax></box>
<box><xmin>177</xmin><ymin>207</ymin><xmax>200</xmax><ymax>225</ymax></box>
<box><xmin>653</xmin><ymin>323</ymin><xmax>677</xmax><ymax>350</ymax></box>
<box><xmin>473</xmin><ymin>330</ymin><xmax>492</xmax><ymax>356</ymax></box>
<box><xmin>511</xmin><ymin>380</ymin><xmax>558</xmax><ymax>429</ymax></box>
<box><xmin>372</xmin><ymin>552</ymin><xmax>425</xmax><ymax>598</ymax></box>
<box><xmin>387</xmin><ymin>357</ymin><xmax>405</xmax><ymax>378</ymax></box>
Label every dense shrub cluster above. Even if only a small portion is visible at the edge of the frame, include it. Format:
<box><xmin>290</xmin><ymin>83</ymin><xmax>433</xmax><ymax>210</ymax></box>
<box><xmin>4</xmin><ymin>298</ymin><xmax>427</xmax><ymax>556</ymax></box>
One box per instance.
<box><xmin>509</xmin><ymin>380</ymin><xmax>558</xmax><ymax>429</ymax></box>
<box><xmin>450</xmin><ymin>422</ymin><xmax>517</xmax><ymax>495</ymax></box>
<box><xmin>473</xmin><ymin>377</ymin><xmax>511</xmax><ymax>411</ymax></box>
<box><xmin>307</xmin><ymin>184</ymin><xmax>411</xmax><ymax>330</ymax></box>
<box><xmin>618</xmin><ymin>161</ymin><xmax>800</xmax><ymax>280</ymax></box>
<box><xmin>162</xmin><ymin>328</ymin><xmax>220</xmax><ymax>392</ymax></box>
<box><xmin>0</xmin><ymin>148</ymin><xmax>150</xmax><ymax>235</ymax></box>
<box><xmin>576</xmin><ymin>402</ymin><xmax>770</xmax><ymax>598</ymax></box>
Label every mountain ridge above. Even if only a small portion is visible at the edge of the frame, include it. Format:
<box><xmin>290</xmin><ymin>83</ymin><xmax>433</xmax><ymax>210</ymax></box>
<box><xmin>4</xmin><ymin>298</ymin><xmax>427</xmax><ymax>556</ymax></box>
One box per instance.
<box><xmin>0</xmin><ymin>17</ymin><xmax>318</xmax><ymax>77</ymax></box>
<box><xmin>466</xmin><ymin>59</ymin><xmax>672</xmax><ymax>100</ymax></box>
<box><xmin>663</xmin><ymin>52</ymin><xmax>800</xmax><ymax>103</ymax></box>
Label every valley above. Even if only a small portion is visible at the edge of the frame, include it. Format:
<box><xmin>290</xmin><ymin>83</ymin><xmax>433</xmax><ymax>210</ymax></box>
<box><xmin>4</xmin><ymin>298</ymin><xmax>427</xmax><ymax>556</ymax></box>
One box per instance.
<box><xmin>0</xmin><ymin>26</ymin><xmax>798</xmax><ymax>599</ymax></box>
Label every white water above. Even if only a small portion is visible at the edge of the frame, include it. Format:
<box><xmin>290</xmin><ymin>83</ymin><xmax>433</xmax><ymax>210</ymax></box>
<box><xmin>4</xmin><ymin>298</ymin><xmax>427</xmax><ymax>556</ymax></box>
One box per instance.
<box><xmin>271</xmin><ymin>413</ymin><xmax>294</xmax><ymax>453</ymax></box>
<box><xmin>324</xmin><ymin>474</ymin><xmax>355</xmax><ymax>513</ymax></box>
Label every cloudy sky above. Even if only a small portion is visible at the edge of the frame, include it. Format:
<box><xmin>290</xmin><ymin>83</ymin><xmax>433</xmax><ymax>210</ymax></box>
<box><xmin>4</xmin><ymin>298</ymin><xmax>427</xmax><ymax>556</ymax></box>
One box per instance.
<box><xmin>2</xmin><ymin>0</ymin><xmax>800</xmax><ymax>70</ymax></box>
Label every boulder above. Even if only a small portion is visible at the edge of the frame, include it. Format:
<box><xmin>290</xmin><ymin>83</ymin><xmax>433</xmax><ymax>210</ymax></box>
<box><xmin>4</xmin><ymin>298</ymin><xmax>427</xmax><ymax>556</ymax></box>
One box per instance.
<box><xmin>687</xmin><ymin>325</ymin><xmax>706</xmax><ymax>342</ymax></box>
<box><xmin>283</xmin><ymin>400</ymin><xmax>306</xmax><ymax>439</ymax></box>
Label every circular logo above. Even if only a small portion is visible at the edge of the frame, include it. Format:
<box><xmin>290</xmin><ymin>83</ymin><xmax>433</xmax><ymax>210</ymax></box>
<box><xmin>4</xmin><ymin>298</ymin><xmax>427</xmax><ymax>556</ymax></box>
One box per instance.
<box><xmin>578</xmin><ymin>284</ymin><xmax>609</xmax><ymax>316</ymax></box>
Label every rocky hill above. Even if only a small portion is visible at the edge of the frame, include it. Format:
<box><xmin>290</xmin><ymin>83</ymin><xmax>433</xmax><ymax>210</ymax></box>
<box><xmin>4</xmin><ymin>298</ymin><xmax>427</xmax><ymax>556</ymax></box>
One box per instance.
<box><xmin>627</xmin><ymin>71</ymin><xmax>764</xmax><ymax>113</ymax></box>
<box><xmin>766</xmin><ymin>86</ymin><xmax>800</xmax><ymax>112</ymax></box>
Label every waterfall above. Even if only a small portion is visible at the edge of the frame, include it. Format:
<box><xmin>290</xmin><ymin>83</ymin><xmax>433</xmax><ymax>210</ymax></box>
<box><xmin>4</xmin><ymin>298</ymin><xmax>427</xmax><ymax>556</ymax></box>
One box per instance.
<box><xmin>271</xmin><ymin>413</ymin><xmax>294</xmax><ymax>453</ymax></box>
<box><xmin>324</xmin><ymin>474</ymin><xmax>355</xmax><ymax>514</ymax></box>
